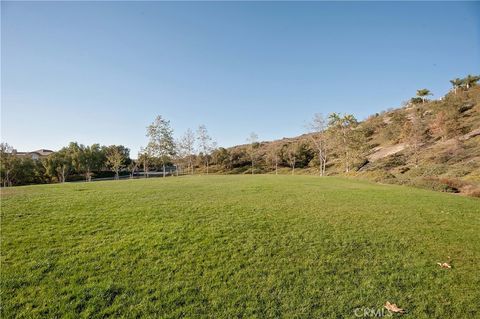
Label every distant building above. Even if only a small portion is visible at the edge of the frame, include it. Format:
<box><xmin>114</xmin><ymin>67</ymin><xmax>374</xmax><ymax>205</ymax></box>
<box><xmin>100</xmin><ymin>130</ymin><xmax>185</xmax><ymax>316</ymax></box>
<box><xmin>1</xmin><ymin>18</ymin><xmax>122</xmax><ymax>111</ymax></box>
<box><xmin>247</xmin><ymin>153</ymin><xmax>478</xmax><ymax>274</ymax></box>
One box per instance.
<box><xmin>15</xmin><ymin>149</ymin><xmax>54</xmax><ymax>160</ymax></box>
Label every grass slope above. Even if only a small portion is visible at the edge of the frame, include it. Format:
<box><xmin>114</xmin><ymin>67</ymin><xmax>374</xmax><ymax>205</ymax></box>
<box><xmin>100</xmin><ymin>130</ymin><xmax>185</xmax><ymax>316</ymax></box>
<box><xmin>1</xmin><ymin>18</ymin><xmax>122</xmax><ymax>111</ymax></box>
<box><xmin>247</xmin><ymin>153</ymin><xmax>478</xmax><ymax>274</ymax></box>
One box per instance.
<box><xmin>1</xmin><ymin>176</ymin><xmax>479</xmax><ymax>318</ymax></box>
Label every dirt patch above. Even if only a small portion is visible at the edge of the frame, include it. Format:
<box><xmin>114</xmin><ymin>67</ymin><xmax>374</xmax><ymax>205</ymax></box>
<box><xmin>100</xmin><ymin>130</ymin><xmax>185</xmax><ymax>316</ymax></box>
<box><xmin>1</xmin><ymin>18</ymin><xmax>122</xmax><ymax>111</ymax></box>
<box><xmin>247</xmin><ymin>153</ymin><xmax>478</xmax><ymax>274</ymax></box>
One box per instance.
<box><xmin>369</xmin><ymin>143</ymin><xmax>407</xmax><ymax>161</ymax></box>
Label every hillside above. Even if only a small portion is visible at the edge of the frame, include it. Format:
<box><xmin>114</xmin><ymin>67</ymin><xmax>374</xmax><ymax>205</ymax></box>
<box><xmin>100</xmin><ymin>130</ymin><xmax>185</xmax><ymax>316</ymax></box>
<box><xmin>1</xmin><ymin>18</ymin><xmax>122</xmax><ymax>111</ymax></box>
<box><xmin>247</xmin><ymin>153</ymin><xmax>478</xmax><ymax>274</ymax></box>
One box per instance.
<box><xmin>208</xmin><ymin>86</ymin><xmax>480</xmax><ymax>196</ymax></box>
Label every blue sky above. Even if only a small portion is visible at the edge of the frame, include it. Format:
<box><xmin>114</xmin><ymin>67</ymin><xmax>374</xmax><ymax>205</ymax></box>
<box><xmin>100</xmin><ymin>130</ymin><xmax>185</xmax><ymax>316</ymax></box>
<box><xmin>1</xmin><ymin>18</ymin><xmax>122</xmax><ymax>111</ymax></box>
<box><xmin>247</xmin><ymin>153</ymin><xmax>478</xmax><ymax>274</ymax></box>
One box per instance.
<box><xmin>2</xmin><ymin>1</ymin><xmax>479</xmax><ymax>156</ymax></box>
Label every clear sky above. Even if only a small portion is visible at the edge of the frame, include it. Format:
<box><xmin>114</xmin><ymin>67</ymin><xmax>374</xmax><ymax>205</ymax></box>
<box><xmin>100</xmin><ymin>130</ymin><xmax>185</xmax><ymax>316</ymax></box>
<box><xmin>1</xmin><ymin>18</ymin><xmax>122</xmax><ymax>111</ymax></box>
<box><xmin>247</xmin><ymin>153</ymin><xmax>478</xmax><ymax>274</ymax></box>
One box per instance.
<box><xmin>2</xmin><ymin>1</ymin><xmax>479</xmax><ymax>156</ymax></box>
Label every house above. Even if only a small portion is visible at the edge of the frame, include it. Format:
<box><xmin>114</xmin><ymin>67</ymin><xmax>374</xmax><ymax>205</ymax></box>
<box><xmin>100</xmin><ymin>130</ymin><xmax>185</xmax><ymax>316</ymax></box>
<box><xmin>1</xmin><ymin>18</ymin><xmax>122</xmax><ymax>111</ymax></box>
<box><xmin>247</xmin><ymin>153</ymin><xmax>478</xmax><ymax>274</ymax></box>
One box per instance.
<box><xmin>15</xmin><ymin>149</ymin><xmax>54</xmax><ymax>160</ymax></box>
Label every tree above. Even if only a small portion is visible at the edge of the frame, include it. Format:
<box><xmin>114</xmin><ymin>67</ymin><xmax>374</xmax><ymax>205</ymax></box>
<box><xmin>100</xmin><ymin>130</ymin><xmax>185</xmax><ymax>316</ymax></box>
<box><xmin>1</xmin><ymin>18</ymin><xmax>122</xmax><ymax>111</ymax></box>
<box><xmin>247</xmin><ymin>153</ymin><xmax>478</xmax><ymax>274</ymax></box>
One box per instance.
<box><xmin>463</xmin><ymin>74</ymin><xmax>480</xmax><ymax>89</ymax></box>
<box><xmin>0</xmin><ymin>143</ymin><xmax>17</xmax><ymax>187</ymax></box>
<box><xmin>416</xmin><ymin>89</ymin><xmax>432</xmax><ymax>104</ymax></box>
<box><xmin>43</xmin><ymin>149</ymin><xmax>71</xmax><ymax>183</ymax></box>
<box><xmin>246</xmin><ymin>132</ymin><xmax>259</xmax><ymax>175</ymax></box>
<box><xmin>146</xmin><ymin>116</ymin><xmax>176</xmax><ymax>178</ymax></box>
<box><xmin>211</xmin><ymin>147</ymin><xmax>230</xmax><ymax>170</ymax></box>
<box><xmin>0</xmin><ymin>144</ymin><xmax>45</xmax><ymax>186</ymax></box>
<box><xmin>450</xmin><ymin>78</ymin><xmax>463</xmax><ymax>95</ymax></box>
<box><xmin>266</xmin><ymin>144</ymin><xmax>280</xmax><ymax>175</ymax></box>
<box><xmin>286</xmin><ymin>143</ymin><xmax>297</xmax><ymax>175</ymax></box>
<box><xmin>138</xmin><ymin>147</ymin><xmax>152</xmax><ymax>178</ymax></box>
<box><xmin>328</xmin><ymin>113</ymin><xmax>359</xmax><ymax>173</ymax></box>
<box><xmin>402</xmin><ymin>108</ymin><xmax>426</xmax><ymax>167</ymax></box>
<box><xmin>64</xmin><ymin>142</ymin><xmax>82</xmax><ymax>176</ymax></box>
<box><xmin>128</xmin><ymin>160</ymin><xmax>138</xmax><ymax>179</ymax></box>
<box><xmin>78</xmin><ymin>144</ymin><xmax>105</xmax><ymax>181</ymax></box>
<box><xmin>308</xmin><ymin>113</ymin><xmax>328</xmax><ymax>176</ymax></box>
<box><xmin>197</xmin><ymin>124</ymin><xmax>213</xmax><ymax>174</ymax></box>
<box><xmin>178</xmin><ymin>129</ymin><xmax>196</xmax><ymax>174</ymax></box>
<box><xmin>105</xmin><ymin>145</ymin><xmax>130</xmax><ymax>179</ymax></box>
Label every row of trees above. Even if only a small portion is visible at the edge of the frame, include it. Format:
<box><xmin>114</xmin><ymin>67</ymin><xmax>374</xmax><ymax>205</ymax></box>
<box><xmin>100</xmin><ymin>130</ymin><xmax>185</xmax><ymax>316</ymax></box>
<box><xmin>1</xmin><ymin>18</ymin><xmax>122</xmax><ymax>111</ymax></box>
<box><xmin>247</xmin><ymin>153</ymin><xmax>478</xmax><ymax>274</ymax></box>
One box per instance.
<box><xmin>450</xmin><ymin>74</ymin><xmax>480</xmax><ymax>94</ymax></box>
<box><xmin>409</xmin><ymin>75</ymin><xmax>480</xmax><ymax>105</ymax></box>
<box><xmin>138</xmin><ymin>116</ymin><xmax>217</xmax><ymax>178</ymax></box>
<box><xmin>1</xmin><ymin>143</ymin><xmax>131</xmax><ymax>187</ymax></box>
<box><xmin>2</xmin><ymin>74</ymin><xmax>478</xmax><ymax>186</ymax></box>
<box><xmin>0</xmin><ymin>117</ymin><xmax>220</xmax><ymax>186</ymax></box>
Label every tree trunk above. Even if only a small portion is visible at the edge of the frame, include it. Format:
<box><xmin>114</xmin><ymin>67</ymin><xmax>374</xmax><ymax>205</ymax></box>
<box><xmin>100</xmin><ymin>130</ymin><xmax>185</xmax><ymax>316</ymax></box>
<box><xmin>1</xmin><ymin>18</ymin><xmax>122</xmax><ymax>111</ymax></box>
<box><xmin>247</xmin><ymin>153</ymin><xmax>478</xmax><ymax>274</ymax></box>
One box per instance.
<box><xmin>144</xmin><ymin>160</ymin><xmax>148</xmax><ymax>178</ymax></box>
<box><xmin>206</xmin><ymin>158</ymin><xmax>209</xmax><ymax>175</ymax></box>
<box><xmin>275</xmin><ymin>158</ymin><xmax>278</xmax><ymax>175</ymax></box>
<box><xmin>163</xmin><ymin>164</ymin><xmax>166</xmax><ymax>178</ymax></box>
<box><xmin>322</xmin><ymin>152</ymin><xmax>327</xmax><ymax>176</ymax></box>
<box><xmin>319</xmin><ymin>151</ymin><xmax>322</xmax><ymax>176</ymax></box>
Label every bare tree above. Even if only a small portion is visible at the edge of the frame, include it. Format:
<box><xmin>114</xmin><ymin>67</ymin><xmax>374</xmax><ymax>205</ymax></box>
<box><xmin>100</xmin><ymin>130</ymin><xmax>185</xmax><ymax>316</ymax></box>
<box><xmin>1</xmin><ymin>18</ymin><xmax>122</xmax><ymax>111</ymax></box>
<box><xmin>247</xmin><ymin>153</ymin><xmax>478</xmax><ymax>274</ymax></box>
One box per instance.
<box><xmin>266</xmin><ymin>144</ymin><xmax>280</xmax><ymax>175</ymax></box>
<box><xmin>197</xmin><ymin>125</ymin><xmax>213</xmax><ymax>174</ymax></box>
<box><xmin>286</xmin><ymin>143</ymin><xmax>297</xmax><ymax>175</ymax></box>
<box><xmin>146</xmin><ymin>116</ymin><xmax>176</xmax><ymax>178</ymax></box>
<box><xmin>308</xmin><ymin>113</ymin><xmax>328</xmax><ymax>176</ymax></box>
<box><xmin>402</xmin><ymin>108</ymin><xmax>426</xmax><ymax>167</ymax></box>
<box><xmin>178</xmin><ymin>128</ymin><xmax>195</xmax><ymax>174</ymax></box>
<box><xmin>128</xmin><ymin>160</ymin><xmax>138</xmax><ymax>179</ymax></box>
<box><xmin>328</xmin><ymin>113</ymin><xmax>358</xmax><ymax>173</ymax></box>
<box><xmin>138</xmin><ymin>147</ymin><xmax>152</xmax><ymax>178</ymax></box>
<box><xmin>246</xmin><ymin>132</ymin><xmax>258</xmax><ymax>175</ymax></box>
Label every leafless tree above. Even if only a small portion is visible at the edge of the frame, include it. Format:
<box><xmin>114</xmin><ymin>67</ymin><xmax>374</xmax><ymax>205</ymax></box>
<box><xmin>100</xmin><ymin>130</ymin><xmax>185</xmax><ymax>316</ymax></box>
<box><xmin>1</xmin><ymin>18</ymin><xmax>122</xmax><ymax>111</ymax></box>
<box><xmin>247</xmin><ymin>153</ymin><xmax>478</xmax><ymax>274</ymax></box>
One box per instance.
<box><xmin>246</xmin><ymin>132</ymin><xmax>258</xmax><ymax>175</ymax></box>
<box><xmin>266</xmin><ymin>144</ymin><xmax>280</xmax><ymax>175</ymax></box>
<box><xmin>197</xmin><ymin>125</ymin><xmax>213</xmax><ymax>174</ymax></box>
<box><xmin>138</xmin><ymin>147</ymin><xmax>152</xmax><ymax>178</ymax></box>
<box><xmin>286</xmin><ymin>143</ymin><xmax>297</xmax><ymax>175</ymax></box>
<box><xmin>178</xmin><ymin>128</ymin><xmax>196</xmax><ymax>174</ymax></box>
<box><xmin>308</xmin><ymin>113</ymin><xmax>328</xmax><ymax>176</ymax></box>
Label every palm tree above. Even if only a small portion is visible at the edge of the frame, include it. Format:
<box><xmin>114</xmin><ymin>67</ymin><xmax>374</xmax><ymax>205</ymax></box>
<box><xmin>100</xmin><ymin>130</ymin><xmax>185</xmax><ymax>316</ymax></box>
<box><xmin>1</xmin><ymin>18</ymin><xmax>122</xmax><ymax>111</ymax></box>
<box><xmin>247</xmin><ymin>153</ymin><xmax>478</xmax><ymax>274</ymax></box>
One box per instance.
<box><xmin>464</xmin><ymin>74</ymin><xmax>480</xmax><ymax>89</ymax></box>
<box><xmin>416</xmin><ymin>89</ymin><xmax>432</xmax><ymax>104</ymax></box>
<box><xmin>449</xmin><ymin>78</ymin><xmax>463</xmax><ymax>94</ymax></box>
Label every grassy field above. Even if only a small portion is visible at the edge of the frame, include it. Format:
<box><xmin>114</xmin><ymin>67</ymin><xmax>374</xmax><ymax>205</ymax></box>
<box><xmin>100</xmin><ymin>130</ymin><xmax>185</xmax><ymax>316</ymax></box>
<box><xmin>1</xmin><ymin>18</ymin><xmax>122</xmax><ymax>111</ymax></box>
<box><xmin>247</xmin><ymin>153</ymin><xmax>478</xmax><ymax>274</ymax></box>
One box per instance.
<box><xmin>1</xmin><ymin>175</ymin><xmax>479</xmax><ymax>318</ymax></box>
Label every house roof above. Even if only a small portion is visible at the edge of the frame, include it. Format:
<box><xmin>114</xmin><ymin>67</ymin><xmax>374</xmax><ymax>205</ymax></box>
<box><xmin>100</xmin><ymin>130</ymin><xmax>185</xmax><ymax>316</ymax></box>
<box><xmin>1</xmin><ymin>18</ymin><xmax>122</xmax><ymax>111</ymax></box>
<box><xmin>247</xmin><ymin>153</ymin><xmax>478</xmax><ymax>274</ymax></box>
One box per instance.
<box><xmin>31</xmin><ymin>149</ymin><xmax>54</xmax><ymax>156</ymax></box>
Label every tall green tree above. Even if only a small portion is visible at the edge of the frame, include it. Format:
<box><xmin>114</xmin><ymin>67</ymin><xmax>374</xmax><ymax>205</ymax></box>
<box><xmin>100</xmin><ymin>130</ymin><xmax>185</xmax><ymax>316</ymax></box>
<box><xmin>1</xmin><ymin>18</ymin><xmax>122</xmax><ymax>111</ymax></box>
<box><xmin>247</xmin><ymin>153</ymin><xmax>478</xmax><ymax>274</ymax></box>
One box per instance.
<box><xmin>105</xmin><ymin>145</ymin><xmax>130</xmax><ymax>179</ymax></box>
<box><xmin>147</xmin><ymin>116</ymin><xmax>176</xmax><ymax>177</ymax></box>
<box><xmin>79</xmin><ymin>144</ymin><xmax>105</xmax><ymax>181</ymax></box>
<box><xmin>0</xmin><ymin>143</ymin><xmax>18</xmax><ymax>187</ymax></box>
<box><xmin>43</xmin><ymin>149</ymin><xmax>72</xmax><ymax>183</ymax></box>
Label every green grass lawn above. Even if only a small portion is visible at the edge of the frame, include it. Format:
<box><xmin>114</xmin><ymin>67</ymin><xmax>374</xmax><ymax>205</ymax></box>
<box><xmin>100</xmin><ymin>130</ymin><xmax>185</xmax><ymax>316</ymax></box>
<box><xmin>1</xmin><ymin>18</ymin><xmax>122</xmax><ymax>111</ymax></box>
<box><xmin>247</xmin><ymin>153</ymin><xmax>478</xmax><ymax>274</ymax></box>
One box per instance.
<box><xmin>1</xmin><ymin>175</ymin><xmax>479</xmax><ymax>318</ymax></box>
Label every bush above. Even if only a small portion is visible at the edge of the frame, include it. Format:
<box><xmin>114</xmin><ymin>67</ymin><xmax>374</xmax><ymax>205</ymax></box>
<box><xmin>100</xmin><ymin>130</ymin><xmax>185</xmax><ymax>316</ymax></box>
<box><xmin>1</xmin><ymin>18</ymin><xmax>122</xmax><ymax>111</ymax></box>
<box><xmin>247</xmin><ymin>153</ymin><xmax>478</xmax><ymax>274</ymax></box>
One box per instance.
<box><xmin>408</xmin><ymin>177</ymin><xmax>464</xmax><ymax>193</ymax></box>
